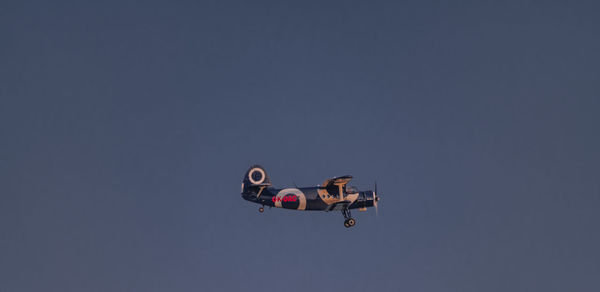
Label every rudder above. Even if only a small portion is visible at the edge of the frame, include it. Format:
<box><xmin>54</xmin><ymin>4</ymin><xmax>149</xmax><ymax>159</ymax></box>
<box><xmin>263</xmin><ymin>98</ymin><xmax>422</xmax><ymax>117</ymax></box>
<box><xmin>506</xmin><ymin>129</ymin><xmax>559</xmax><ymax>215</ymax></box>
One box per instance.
<box><xmin>241</xmin><ymin>165</ymin><xmax>271</xmax><ymax>194</ymax></box>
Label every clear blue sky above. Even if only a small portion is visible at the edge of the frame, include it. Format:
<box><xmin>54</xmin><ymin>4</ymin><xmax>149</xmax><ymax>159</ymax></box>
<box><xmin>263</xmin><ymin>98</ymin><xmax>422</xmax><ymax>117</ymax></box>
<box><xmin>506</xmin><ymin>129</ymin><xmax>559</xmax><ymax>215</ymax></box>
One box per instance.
<box><xmin>1</xmin><ymin>1</ymin><xmax>599</xmax><ymax>291</ymax></box>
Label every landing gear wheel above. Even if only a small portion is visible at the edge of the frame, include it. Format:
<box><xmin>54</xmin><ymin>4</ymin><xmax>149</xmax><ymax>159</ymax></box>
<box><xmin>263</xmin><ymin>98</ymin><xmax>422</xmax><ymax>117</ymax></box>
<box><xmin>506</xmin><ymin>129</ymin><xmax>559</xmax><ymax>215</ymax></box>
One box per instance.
<box><xmin>342</xmin><ymin>209</ymin><xmax>355</xmax><ymax>228</ymax></box>
<box><xmin>259</xmin><ymin>207</ymin><xmax>264</xmax><ymax>213</ymax></box>
<box><xmin>347</xmin><ymin>218</ymin><xmax>356</xmax><ymax>227</ymax></box>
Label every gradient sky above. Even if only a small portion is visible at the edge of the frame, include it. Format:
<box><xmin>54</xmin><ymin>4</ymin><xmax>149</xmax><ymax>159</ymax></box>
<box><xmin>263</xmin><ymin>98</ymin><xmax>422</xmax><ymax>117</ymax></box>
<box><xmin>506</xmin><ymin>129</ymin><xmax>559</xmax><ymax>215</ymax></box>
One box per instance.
<box><xmin>1</xmin><ymin>1</ymin><xmax>599</xmax><ymax>291</ymax></box>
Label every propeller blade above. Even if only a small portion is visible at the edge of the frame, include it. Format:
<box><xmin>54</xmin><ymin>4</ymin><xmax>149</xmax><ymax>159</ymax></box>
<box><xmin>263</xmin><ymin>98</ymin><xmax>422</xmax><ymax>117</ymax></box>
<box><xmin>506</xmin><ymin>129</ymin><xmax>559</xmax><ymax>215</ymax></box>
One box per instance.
<box><xmin>374</xmin><ymin>181</ymin><xmax>378</xmax><ymax>217</ymax></box>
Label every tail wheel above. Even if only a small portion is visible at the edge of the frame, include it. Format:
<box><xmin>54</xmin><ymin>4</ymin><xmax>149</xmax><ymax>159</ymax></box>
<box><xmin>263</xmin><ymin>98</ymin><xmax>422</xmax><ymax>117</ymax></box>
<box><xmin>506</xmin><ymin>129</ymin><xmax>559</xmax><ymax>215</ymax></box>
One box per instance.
<box><xmin>259</xmin><ymin>207</ymin><xmax>264</xmax><ymax>213</ymax></box>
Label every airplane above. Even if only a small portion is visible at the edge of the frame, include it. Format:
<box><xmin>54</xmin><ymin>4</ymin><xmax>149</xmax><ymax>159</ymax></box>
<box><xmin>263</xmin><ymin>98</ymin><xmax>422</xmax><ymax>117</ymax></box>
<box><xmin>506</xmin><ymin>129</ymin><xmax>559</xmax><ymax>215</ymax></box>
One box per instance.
<box><xmin>240</xmin><ymin>165</ymin><xmax>380</xmax><ymax>228</ymax></box>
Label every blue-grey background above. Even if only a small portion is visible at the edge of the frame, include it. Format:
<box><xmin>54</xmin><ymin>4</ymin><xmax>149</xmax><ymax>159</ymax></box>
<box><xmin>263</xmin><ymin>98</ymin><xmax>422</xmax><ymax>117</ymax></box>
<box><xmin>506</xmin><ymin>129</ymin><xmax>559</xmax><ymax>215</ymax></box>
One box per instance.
<box><xmin>1</xmin><ymin>1</ymin><xmax>599</xmax><ymax>291</ymax></box>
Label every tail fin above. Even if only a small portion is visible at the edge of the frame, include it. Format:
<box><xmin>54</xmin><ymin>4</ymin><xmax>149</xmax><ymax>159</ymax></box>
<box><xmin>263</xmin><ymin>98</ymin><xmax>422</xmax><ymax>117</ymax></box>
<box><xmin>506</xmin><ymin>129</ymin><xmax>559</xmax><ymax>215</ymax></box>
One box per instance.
<box><xmin>241</xmin><ymin>165</ymin><xmax>272</xmax><ymax>194</ymax></box>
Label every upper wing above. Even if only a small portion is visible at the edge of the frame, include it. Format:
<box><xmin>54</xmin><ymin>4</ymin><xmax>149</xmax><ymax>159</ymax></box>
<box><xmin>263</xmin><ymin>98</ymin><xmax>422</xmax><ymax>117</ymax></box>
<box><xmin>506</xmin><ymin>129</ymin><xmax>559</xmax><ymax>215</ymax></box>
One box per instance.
<box><xmin>321</xmin><ymin>175</ymin><xmax>353</xmax><ymax>188</ymax></box>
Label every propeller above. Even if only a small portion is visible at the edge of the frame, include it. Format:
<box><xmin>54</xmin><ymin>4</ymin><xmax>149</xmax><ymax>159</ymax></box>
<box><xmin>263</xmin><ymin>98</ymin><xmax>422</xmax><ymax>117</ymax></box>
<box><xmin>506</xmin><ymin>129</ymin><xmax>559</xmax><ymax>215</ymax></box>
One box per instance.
<box><xmin>374</xmin><ymin>181</ymin><xmax>379</xmax><ymax>216</ymax></box>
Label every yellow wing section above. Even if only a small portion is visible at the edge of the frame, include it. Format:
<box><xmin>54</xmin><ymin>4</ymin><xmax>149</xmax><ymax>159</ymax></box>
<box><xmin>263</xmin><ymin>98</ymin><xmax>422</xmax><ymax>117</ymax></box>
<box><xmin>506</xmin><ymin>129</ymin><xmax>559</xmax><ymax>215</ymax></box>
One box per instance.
<box><xmin>320</xmin><ymin>175</ymin><xmax>353</xmax><ymax>188</ymax></box>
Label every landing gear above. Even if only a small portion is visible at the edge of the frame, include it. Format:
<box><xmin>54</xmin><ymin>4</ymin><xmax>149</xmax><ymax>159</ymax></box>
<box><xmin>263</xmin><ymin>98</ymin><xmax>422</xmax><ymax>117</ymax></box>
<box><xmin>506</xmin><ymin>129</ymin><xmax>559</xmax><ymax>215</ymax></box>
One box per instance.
<box><xmin>348</xmin><ymin>218</ymin><xmax>356</xmax><ymax>227</ymax></box>
<box><xmin>259</xmin><ymin>206</ymin><xmax>264</xmax><ymax>213</ymax></box>
<box><xmin>342</xmin><ymin>209</ymin><xmax>356</xmax><ymax>228</ymax></box>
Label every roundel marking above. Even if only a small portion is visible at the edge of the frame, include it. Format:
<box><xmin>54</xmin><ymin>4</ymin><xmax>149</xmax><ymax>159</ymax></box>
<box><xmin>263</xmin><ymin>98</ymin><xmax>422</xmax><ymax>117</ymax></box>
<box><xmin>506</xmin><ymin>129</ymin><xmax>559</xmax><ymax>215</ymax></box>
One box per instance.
<box><xmin>274</xmin><ymin>188</ymin><xmax>306</xmax><ymax>210</ymax></box>
<box><xmin>248</xmin><ymin>168</ymin><xmax>265</xmax><ymax>184</ymax></box>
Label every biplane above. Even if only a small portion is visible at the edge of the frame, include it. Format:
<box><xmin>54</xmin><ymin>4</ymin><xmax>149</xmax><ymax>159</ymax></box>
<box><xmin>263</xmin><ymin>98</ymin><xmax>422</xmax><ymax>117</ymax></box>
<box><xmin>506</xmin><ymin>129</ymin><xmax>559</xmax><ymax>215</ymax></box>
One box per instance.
<box><xmin>241</xmin><ymin>165</ymin><xmax>380</xmax><ymax>228</ymax></box>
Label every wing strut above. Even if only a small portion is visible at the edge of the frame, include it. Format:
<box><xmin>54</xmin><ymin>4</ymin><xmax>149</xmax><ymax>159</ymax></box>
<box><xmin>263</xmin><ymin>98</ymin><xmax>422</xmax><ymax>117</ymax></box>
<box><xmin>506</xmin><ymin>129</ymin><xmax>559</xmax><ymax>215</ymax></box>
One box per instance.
<box><xmin>256</xmin><ymin>186</ymin><xmax>266</xmax><ymax>198</ymax></box>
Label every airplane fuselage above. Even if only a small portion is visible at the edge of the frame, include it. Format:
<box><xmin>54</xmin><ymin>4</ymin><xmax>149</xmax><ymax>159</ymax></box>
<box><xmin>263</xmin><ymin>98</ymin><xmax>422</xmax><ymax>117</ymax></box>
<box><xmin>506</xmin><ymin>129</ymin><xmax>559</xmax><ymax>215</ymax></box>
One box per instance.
<box><xmin>241</xmin><ymin>186</ymin><xmax>376</xmax><ymax>212</ymax></box>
